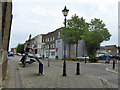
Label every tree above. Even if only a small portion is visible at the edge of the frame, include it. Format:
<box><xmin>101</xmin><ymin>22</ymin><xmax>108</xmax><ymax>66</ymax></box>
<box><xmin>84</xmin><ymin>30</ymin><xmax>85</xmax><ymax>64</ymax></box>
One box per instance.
<box><xmin>16</xmin><ymin>43</ymin><xmax>24</xmax><ymax>54</ymax></box>
<box><xmin>65</xmin><ymin>14</ymin><xmax>88</xmax><ymax>57</ymax></box>
<box><xmin>81</xmin><ymin>18</ymin><xmax>111</xmax><ymax>57</ymax></box>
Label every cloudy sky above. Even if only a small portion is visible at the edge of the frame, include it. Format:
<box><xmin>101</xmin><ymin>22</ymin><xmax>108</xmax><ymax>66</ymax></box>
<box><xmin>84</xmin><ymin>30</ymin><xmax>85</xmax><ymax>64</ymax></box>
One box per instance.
<box><xmin>9</xmin><ymin>0</ymin><xmax>119</xmax><ymax>50</ymax></box>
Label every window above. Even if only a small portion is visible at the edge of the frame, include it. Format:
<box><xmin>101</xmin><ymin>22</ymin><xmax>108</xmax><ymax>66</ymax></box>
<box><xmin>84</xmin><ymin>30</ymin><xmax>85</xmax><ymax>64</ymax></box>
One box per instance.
<box><xmin>51</xmin><ymin>52</ymin><xmax>55</xmax><ymax>56</ymax></box>
<box><xmin>58</xmin><ymin>32</ymin><xmax>60</xmax><ymax>38</ymax></box>
<box><xmin>42</xmin><ymin>39</ymin><xmax>44</xmax><ymax>43</ymax></box>
<box><xmin>50</xmin><ymin>38</ymin><xmax>52</xmax><ymax>41</ymax></box>
<box><xmin>48</xmin><ymin>45</ymin><xmax>49</xmax><ymax>49</ymax></box>
<box><xmin>53</xmin><ymin>44</ymin><xmax>54</xmax><ymax>48</ymax></box>
<box><xmin>108</xmin><ymin>50</ymin><xmax>111</xmax><ymax>52</ymax></box>
<box><xmin>53</xmin><ymin>37</ymin><xmax>55</xmax><ymax>40</ymax></box>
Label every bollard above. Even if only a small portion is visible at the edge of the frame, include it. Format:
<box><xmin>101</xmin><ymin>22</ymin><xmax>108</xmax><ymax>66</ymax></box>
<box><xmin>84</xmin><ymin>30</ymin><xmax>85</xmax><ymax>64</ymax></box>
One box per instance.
<box><xmin>85</xmin><ymin>58</ymin><xmax>86</xmax><ymax>64</ymax></box>
<box><xmin>76</xmin><ymin>62</ymin><xmax>80</xmax><ymax>75</ymax></box>
<box><xmin>48</xmin><ymin>59</ymin><xmax>50</xmax><ymax>67</ymax></box>
<box><xmin>39</xmin><ymin>63</ymin><xmax>43</xmax><ymax>75</ymax></box>
<box><xmin>113</xmin><ymin>60</ymin><xmax>115</xmax><ymax>69</ymax></box>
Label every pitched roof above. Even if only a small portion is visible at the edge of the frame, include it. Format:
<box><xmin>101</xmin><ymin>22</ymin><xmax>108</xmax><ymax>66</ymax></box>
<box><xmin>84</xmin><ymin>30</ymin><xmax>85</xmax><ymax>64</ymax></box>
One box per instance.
<box><xmin>104</xmin><ymin>45</ymin><xmax>117</xmax><ymax>50</ymax></box>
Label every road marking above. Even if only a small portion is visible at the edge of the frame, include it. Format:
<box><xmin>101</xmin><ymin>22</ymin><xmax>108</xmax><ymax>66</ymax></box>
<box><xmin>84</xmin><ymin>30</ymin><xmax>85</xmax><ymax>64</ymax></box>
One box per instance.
<box><xmin>106</xmin><ymin>68</ymin><xmax>118</xmax><ymax>74</ymax></box>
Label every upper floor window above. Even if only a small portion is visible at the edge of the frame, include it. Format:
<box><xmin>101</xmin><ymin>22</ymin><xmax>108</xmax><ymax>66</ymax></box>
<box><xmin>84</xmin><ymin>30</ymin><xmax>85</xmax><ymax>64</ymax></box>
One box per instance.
<box><xmin>43</xmin><ymin>39</ymin><xmax>44</xmax><ymax>43</ymax></box>
<box><xmin>53</xmin><ymin>37</ymin><xmax>55</xmax><ymax>40</ymax></box>
<box><xmin>46</xmin><ymin>39</ymin><xmax>47</xmax><ymax>42</ymax></box>
<box><xmin>53</xmin><ymin>44</ymin><xmax>55</xmax><ymax>48</ymax></box>
<box><xmin>50</xmin><ymin>38</ymin><xmax>52</xmax><ymax>41</ymax></box>
<box><xmin>58</xmin><ymin>32</ymin><xmax>60</xmax><ymax>38</ymax></box>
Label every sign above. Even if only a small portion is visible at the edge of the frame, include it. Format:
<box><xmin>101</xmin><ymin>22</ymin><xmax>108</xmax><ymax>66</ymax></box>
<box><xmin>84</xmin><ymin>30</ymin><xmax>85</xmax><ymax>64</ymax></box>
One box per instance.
<box><xmin>56</xmin><ymin>48</ymin><xmax>58</xmax><ymax>52</ymax></box>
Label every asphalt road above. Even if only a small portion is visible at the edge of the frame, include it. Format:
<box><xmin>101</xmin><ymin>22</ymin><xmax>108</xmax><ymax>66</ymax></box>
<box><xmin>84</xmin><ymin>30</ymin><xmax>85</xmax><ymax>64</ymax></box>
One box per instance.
<box><xmin>11</xmin><ymin>56</ymin><xmax>118</xmax><ymax>88</ymax></box>
<box><xmin>41</xmin><ymin>59</ymin><xmax>118</xmax><ymax>88</ymax></box>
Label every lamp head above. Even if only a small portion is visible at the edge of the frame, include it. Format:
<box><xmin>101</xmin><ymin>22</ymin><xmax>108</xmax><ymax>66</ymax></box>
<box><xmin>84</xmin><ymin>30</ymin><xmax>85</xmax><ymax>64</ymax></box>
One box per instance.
<box><xmin>62</xmin><ymin>6</ymin><xmax>69</xmax><ymax>17</ymax></box>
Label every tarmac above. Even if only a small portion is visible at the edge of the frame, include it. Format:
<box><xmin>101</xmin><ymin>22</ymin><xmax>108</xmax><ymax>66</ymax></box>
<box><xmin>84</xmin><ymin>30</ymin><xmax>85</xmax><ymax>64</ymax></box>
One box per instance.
<box><xmin>2</xmin><ymin>56</ymin><xmax>116</xmax><ymax>89</ymax></box>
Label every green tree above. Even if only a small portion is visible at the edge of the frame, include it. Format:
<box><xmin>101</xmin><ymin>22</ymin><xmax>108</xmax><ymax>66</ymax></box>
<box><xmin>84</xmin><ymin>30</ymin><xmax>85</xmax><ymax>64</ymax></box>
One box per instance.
<box><xmin>16</xmin><ymin>43</ymin><xmax>24</xmax><ymax>54</ymax></box>
<box><xmin>81</xmin><ymin>18</ymin><xmax>111</xmax><ymax>58</ymax></box>
<box><xmin>65</xmin><ymin>14</ymin><xmax>88</xmax><ymax>57</ymax></box>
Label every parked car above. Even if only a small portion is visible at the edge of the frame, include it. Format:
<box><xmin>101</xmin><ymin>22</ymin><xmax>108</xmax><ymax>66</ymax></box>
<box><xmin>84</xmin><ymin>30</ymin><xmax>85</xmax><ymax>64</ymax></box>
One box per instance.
<box><xmin>8</xmin><ymin>52</ymin><xmax>14</xmax><ymax>57</ymax></box>
<box><xmin>77</xmin><ymin>56</ymin><xmax>89</xmax><ymax>60</ymax></box>
<box><xmin>98</xmin><ymin>55</ymin><xmax>111</xmax><ymax>60</ymax></box>
<box><xmin>17</xmin><ymin>53</ymin><xmax>22</xmax><ymax>56</ymax></box>
<box><xmin>22</xmin><ymin>53</ymin><xmax>25</xmax><ymax>56</ymax></box>
<box><xmin>35</xmin><ymin>54</ymin><xmax>42</xmax><ymax>59</ymax></box>
<box><xmin>28</xmin><ymin>54</ymin><xmax>34</xmax><ymax>58</ymax></box>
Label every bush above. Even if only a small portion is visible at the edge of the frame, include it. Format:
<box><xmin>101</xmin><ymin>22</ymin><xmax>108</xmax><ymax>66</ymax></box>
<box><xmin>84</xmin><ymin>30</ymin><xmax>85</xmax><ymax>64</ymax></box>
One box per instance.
<box><xmin>72</xmin><ymin>57</ymin><xmax>79</xmax><ymax>61</ymax></box>
<box><xmin>89</xmin><ymin>54</ymin><xmax>98</xmax><ymax>63</ymax></box>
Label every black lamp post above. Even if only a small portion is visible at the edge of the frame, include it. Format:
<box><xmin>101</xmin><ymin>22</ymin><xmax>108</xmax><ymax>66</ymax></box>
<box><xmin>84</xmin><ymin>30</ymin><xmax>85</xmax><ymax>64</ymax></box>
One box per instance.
<box><xmin>28</xmin><ymin>34</ymin><xmax>31</xmax><ymax>46</ymax></box>
<box><xmin>62</xmin><ymin>6</ymin><xmax>69</xmax><ymax>76</ymax></box>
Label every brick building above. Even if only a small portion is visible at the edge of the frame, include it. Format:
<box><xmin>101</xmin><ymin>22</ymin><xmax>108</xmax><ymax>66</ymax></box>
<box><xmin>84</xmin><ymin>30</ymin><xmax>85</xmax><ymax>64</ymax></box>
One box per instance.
<box><xmin>24</xmin><ymin>27</ymin><xmax>88</xmax><ymax>60</ymax></box>
<box><xmin>104</xmin><ymin>45</ymin><xmax>118</xmax><ymax>55</ymax></box>
<box><xmin>42</xmin><ymin>28</ymin><xmax>62</xmax><ymax>59</ymax></box>
<box><xmin>98</xmin><ymin>45</ymin><xmax>118</xmax><ymax>56</ymax></box>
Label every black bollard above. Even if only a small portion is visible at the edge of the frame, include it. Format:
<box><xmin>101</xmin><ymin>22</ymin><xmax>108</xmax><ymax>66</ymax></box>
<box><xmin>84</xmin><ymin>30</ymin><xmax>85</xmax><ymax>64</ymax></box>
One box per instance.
<box><xmin>48</xmin><ymin>59</ymin><xmax>50</xmax><ymax>67</ymax></box>
<box><xmin>76</xmin><ymin>62</ymin><xmax>80</xmax><ymax>75</ymax></box>
<box><xmin>113</xmin><ymin>60</ymin><xmax>115</xmax><ymax>69</ymax></box>
<box><xmin>85</xmin><ymin>58</ymin><xmax>86</xmax><ymax>64</ymax></box>
<box><xmin>39</xmin><ymin>63</ymin><xmax>43</xmax><ymax>75</ymax></box>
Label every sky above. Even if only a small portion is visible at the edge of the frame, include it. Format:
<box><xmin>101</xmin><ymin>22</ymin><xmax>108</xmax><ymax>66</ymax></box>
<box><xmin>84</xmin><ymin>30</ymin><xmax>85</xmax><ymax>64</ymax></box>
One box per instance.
<box><xmin>9</xmin><ymin>0</ymin><xmax>119</xmax><ymax>50</ymax></box>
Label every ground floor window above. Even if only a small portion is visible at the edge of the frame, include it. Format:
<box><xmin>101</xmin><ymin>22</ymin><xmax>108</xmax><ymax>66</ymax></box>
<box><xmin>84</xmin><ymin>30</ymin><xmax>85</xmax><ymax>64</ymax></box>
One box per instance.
<box><xmin>46</xmin><ymin>52</ymin><xmax>50</xmax><ymax>57</ymax></box>
<box><xmin>51</xmin><ymin>52</ymin><xmax>55</xmax><ymax>56</ymax></box>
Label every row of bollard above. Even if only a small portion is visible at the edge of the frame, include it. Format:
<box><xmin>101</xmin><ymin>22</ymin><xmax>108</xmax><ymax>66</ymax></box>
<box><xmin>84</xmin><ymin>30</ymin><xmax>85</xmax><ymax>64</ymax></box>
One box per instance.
<box><xmin>38</xmin><ymin>59</ymin><xmax>81</xmax><ymax>76</ymax></box>
<box><xmin>37</xmin><ymin>58</ymin><xmax>117</xmax><ymax>76</ymax></box>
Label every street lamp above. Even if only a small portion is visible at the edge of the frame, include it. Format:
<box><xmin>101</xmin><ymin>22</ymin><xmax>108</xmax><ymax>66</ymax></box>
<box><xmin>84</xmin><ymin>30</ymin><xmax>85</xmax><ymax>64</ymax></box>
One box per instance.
<box><xmin>62</xmin><ymin>6</ymin><xmax>69</xmax><ymax>76</ymax></box>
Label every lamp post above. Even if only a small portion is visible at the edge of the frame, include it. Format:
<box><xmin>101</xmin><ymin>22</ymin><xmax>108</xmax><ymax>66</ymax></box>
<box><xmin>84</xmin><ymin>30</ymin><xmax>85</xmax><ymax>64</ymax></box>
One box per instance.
<box><xmin>62</xmin><ymin>6</ymin><xmax>69</xmax><ymax>76</ymax></box>
<box><xmin>48</xmin><ymin>44</ymin><xmax>50</xmax><ymax>67</ymax></box>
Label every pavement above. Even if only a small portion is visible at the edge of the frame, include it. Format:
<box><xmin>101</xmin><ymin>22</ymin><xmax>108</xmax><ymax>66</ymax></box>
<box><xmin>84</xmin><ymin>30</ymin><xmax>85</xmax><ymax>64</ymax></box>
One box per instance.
<box><xmin>2</xmin><ymin>56</ymin><xmax>114</xmax><ymax>89</ymax></box>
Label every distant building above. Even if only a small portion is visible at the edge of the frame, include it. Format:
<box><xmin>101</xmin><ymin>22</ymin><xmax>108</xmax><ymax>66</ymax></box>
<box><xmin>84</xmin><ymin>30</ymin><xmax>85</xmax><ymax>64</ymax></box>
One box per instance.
<box><xmin>104</xmin><ymin>45</ymin><xmax>118</xmax><ymax>55</ymax></box>
<box><xmin>24</xmin><ymin>27</ymin><xmax>88</xmax><ymax>60</ymax></box>
<box><xmin>24</xmin><ymin>34</ymin><xmax>43</xmax><ymax>55</ymax></box>
<box><xmin>10</xmin><ymin>48</ymin><xmax>16</xmax><ymax>54</ymax></box>
<box><xmin>98</xmin><ymin>45</ymin><xmax>118</xmax><ymax>56</ymax></box>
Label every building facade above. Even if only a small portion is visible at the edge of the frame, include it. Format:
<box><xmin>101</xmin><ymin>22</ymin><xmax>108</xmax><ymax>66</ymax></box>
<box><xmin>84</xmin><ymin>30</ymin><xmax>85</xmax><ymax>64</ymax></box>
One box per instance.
<box><xmin>42</xmin><ymin>28</ymin><xmax>63</xmax><ymax>59</ymax></box>
<box><xmin>0</xmin><ymin>1</ymin><xmax>12</xmax><ymax>85</ymax></box>
<box><xmin>24</xmin><ymin>34</ymin><xmax>43</xmax><ymax>55</ymax></box>
<box><xmin>104</xmin><ymin>45</ymin><xmax>118</xmax><ymax>55</ymax></box>
<box><xmin>24</xmin><ymin>28</ymin><xmax>88</xmax><ymax>60</ymax></box>
<box><xmin>98</xmin><ymin>45</ymin><xmax>118</xmax><ymax>56</ymax></box>
<box><xmin>42</xmin><ymin>28</ymin><xmax>88</xmax><ymax>59</ymax></box>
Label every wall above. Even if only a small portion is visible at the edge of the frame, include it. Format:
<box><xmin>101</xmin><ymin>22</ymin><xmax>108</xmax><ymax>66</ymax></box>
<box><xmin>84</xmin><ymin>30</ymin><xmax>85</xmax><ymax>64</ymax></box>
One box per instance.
<box><xmin>118</xmin><ymin>1</ymin><xmax>120</xmax><ymax>54</ymax></box>
<box><xmin>1</xmin><ymin>1</ymin><xmax>12</xmax><ymax>83</ymax></box>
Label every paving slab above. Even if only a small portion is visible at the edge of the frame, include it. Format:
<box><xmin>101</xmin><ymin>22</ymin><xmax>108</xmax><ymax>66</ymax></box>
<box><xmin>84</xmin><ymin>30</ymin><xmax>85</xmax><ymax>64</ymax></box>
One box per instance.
<box><xmin>3</xmin><ymin>57</ymin><xmax>112</xmax><ymax>88</ymax></box>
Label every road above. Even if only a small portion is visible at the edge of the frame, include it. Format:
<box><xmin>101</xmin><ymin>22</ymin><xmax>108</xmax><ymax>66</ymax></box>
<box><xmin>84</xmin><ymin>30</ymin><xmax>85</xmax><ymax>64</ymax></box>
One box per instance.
<box><xmin>11</xmin><ymin>56</ymin><xmax>118</xmax><ymax>88</ymax></box>
<box><xmin>41</xmin><ymin>59</ymin><xmax>118</xmax><ymax>88</ymax></box>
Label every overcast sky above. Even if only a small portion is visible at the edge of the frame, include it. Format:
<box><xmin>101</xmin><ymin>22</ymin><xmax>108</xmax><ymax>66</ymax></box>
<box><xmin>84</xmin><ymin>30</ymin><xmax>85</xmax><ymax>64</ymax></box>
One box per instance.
<box><xmin>9</xmin><ymin>0</ymin><xmax>119</xmax><ymax>50</ymax></box>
